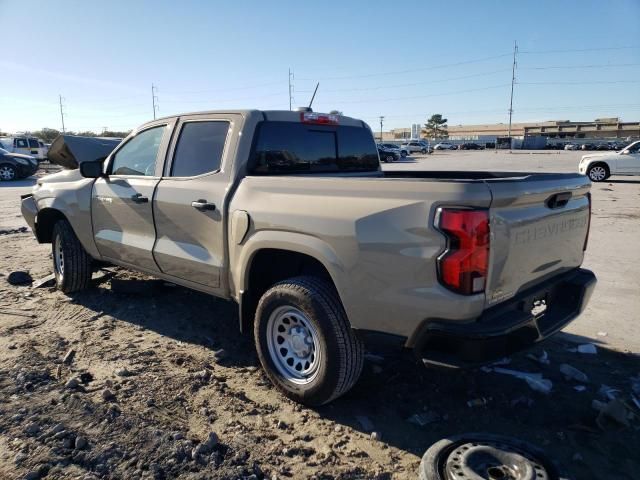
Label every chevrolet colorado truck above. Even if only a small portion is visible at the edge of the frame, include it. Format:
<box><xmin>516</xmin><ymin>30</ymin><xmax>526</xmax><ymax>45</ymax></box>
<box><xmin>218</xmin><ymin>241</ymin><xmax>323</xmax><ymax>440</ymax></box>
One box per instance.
<box><xmin>21</xmin><ymin>109</ymin><xmax>596</xmax><ymax>405</ymax></box>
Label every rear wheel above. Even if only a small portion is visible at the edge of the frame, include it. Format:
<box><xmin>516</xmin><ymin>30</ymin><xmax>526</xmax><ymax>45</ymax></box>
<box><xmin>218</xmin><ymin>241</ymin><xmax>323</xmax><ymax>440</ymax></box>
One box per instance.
<box><xmin>0</xmin><ymin>164</ymin><xmax>16</xmax><ymax>181</ymax></box>
<box><xmin>401</xmin><ymin>151</ymin><xmax>407</xmax><ymax>158</ymax></box>
<box><xmin>254</xmin><ymin>276</ymin><xmax>364</xmax><ymax>406</ymax></box>
<box><xmin>421</xmin><ymin>148</ymin><xmax>427</xmax><ymax>154</ymax></box>
<box><xmin>52</xmin><ymin>220</ymin><xmax>93</xmax><ymax>293</ymax></box>
<box><xmin>385</xmin><ymin>154</ymin><xmax>394</xmax><ymax>163</ymax></box>
<box><xmin>587</xmin><ymin>163</ymin><xmax>609</xmax><ymax>182</ymax></box>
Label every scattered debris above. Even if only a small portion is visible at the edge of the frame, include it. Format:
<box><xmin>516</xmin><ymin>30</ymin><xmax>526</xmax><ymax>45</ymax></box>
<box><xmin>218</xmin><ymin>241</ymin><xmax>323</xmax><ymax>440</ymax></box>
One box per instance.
<box><xmin>560</xmin><ymin>364</ymin><xmax>589</xmax><ymax>383</ymax></box>
<box><xmin>527</xmin><ymin>349</ymin><xmax>550</xmax><ymax>365</ymax></box>
<box><xmin>62</xmin><ymin>349</ymin><xmax>76</xmax><ymax>365</ymax></box>
<box><xmin>65</xmin><ymin>378</ymin><xmax>80</xmax><ymax>390</ymax></box>
<box><xmin>370</xmin><ymin>431</ymin><xmax>382</xmax><ymax>441</ymax></box>
<box><xmin>592</xmin><ymin>399</ymin><xmax>634</xmax><ymax>428</ymax></box>
<box><xmin>355</xmin><ymin>415</ymin><xmax>375</xmax><ymax>432</ymax></box>
<box><xmin>597</xmin><ymin>331</ymin><xmax>608</xmax><ymax>337</ymax></box>
<box><xmin>493</xmin><ymin>367</ymin><xmax>553</xmax><ymax>394</ymax></box>
<box><xmin>116</xmin><ymin>368</ymin><xmax>134</xmax><ymax>377</ymax></box>
<box><xmin>598</xmin><ymin>384</ymin><xmax>621</xmax><ymax>401</ymax></box>
<box><xmin>7</xmin><ymin>271</ymin><xmax>33</xmax><ymax>285</ymax></box>
<box><xmin>574</xmin><ymin>385</ymin><xmax>587</xmax><ymax>392</ymax></box>
<box><xmin>467</xmin><ymin>397</ymin><xmax>490</xmax><ymax>408</ymax></box>
<box><xmin>491</xmin><ymin>357</ymin><xmax>512</xmax><ymax>366</ymax></box>
<box><xmin>102</xmin><ymin>389</ymin><xmax>115</xmax><ymax>402</ymax></box>
<box><xmin>407</xmin><ymin>411</ymin><xmax>441</xmax><ymax>426</ymax></box>
<box><xmin>32</xmin><ymin>273</ymin><xmax>56</xmax><ymax>288</ymax></box>
<box><xmin>577</xmin><ymin>343</ymin><xmax>597</xmax><ymax>355</ymax></box>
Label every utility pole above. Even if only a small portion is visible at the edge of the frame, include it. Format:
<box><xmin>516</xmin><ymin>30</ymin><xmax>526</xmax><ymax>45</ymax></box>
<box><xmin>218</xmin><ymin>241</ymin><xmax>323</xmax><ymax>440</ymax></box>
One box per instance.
<box><xmin>58</xmin><ymin>95</ymin><xmax>66</xmax><ymax>134</ymax></box>
<box><xmin>379</xmin><ymin>116</ymin><xmax>385</xmax><ymax>143</ymax></box>
<box><xmin>151</xmin><ymin>84</ymin><xmax>159</xmax><ymax>120</ymax></box>
<box><xmin>288</xmin><ymin>69</ymin><xmax>294</xmax><ymax>111</ymax></box>
<box><xmin>507</xmin><ymin>41</ymin><xmax>518</xmax><ymax>143</ymax></box>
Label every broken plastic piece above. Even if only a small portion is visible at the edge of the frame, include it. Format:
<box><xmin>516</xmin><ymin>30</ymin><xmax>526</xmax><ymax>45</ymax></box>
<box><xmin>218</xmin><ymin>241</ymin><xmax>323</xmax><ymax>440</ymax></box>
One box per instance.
<box><xmin>577</xmin><ymin>343</ymin><xmax>597</xmax><ymax>354</ymax></box>
<box><xmin>560</xmin><ymin>364</ymin><xmax>589</xmax><ymax>383</ymax></box>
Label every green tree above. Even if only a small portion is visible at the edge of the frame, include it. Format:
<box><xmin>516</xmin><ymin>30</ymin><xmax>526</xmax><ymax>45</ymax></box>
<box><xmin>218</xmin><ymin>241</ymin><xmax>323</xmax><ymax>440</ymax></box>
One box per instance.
<box><xmin>423</xmin><ymin>114</ymin><xmax>448</xmax><ymax>139</ymax></box>
<box><xmin>31</xmin><ymin>128</ymin><xmax>61</xmax><ymax>143</ymax></box>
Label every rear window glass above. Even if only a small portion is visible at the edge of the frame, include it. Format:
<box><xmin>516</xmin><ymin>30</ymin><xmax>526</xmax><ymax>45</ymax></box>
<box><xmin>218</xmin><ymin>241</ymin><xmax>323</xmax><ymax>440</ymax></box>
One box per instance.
<box><xmin>250</xmin><ymin>122</ymin><xmax>379</xmax><ymax>174</ymax></box>
<box><xmin>28</xmin><ymin>138</ymin><xmax>40</xmax><ymax>148</ymax></box>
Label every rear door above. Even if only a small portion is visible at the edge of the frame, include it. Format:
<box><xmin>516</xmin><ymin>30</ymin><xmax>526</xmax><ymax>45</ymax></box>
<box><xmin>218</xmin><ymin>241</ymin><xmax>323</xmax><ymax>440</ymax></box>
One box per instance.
<box><xmin>91</xmin><ymin>122</ymin><xmax>173</xmax><ymax>271</ymax></box>
<box><xmin>152</xmin><ymin>114</ymin><xmax>238</xmax><ymax>291</ymax></box>
<box><xmin>485</xmin><ymin>173</ymin><xmax>591</xmax><ymax>306</ymax></box>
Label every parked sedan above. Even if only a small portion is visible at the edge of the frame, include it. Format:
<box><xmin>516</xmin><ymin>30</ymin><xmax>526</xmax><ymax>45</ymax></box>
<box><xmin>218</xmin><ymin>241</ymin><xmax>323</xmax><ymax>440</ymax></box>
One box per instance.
<box><xmin>0</xmin><ymin>148</ymin><xmax>39</xmax><ymax>181</ymax></box>
<box><xmin>377</xmin><ymin>146</ymin><xmax>400</xmax><ymax>163</ymax></box>
<box><xmin>458</xmin><ymin>143</ymin><xmax>484</xmax><ymax>150</ymax></box>
<box><xmin>433</xmin><ymin>142</ymin><xmax>456</xmax><ymax>150</ymax></box>
<box><xmin>378</xmin><ymin>143</ymin><xmax>404</xmax><ymax>159</ymax></box>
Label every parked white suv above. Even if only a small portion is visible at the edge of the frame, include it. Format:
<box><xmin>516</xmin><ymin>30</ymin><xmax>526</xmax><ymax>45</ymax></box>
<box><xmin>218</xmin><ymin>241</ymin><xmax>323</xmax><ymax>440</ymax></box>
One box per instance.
<box><xmin>578</xmin><ymin>140</ymin><xmax>640</xmax><ymax>182</ymax></box>
<box><xmin>433</xmin><ymin>142</ymin><xmax>456</xmax><ymax>150</ymax></box>
<box><xmin>400</xmin><ymin>140</ymin><xmax>431</xmax><ymax>154</ymax></box>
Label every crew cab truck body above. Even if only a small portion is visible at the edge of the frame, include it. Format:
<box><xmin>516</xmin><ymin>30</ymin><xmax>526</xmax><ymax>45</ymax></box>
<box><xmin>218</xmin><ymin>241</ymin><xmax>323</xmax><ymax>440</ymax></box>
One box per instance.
<box><xmin>21</xmin><ymin>109</ymin><xmax>596</xmax><ymax>405</ymax></box>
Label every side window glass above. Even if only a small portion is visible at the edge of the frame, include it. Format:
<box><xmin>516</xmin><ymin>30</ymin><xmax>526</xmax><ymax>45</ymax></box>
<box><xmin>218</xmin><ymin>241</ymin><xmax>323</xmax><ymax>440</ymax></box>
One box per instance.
<box><xmin>16</xmin><ymin>138</ymin><xmax>28</xmax><ymax>148</ymax></box>
<box><xmin>110</xmin><ymin>126</ymin><xmax>165</xmax><ymax>176</ymax></box>
<box><xmin>170</xmin><ymin>121</ymin><xmax>229</xmax><ymax>177</ymax></box>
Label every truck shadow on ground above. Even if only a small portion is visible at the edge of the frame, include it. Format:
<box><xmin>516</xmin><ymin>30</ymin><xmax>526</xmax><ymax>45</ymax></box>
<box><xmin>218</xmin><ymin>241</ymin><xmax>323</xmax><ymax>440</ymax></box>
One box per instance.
<box><xmin>70</xmin><ymin>272</ymin><xmax>639</xmax><ymax>479</ymax></box>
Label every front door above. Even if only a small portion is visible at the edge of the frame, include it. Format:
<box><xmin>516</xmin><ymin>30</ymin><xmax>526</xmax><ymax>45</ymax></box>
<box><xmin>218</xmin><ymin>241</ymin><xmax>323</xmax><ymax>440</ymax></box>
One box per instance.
<box><xmin>152</xmin><ymin>116</ymin><xmax>236</xmax><ymax>290</ymax></box>
<box><xmin>92</xmin><ymin>123</ymin><xmax>171</xmax><ymax>271</ymax></box>
<box><xmin>617</xmin><ymin>143</ymin><xmax>640</xmax><ymax>174</ymax></box>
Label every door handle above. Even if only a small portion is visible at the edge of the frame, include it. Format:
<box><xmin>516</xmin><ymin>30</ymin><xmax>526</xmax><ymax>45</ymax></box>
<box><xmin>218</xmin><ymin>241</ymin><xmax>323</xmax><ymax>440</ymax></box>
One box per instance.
<box><xmin>131</xmin><ymin>193</ymin><xmax>149</xmax><ymax>204</ymax></box>
<box><xmin>191</xmin><ymin>199</ymin><xmax>216</xmax><ymax>211</ymax></box>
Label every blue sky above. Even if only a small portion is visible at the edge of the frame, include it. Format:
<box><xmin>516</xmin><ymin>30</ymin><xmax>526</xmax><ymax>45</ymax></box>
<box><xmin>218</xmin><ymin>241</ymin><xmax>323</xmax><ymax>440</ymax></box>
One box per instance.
<box><xmin>1</xmin><ymin>0</ymin><xmax>639</xmax><ymax>133</ymax></box>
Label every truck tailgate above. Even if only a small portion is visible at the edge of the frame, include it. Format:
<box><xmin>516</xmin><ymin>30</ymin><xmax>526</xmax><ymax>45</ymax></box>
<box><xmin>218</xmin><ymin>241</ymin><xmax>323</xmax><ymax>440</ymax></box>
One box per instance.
<box><xmin>485</xmin><ymin>173</ymin><xmax>591</xmax><ymax>307</ymax></box>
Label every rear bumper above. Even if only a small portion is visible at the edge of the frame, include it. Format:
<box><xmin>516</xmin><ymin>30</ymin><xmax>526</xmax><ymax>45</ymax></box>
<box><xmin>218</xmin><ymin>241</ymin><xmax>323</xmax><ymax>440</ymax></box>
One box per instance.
<box><xmin>413</xmin><ymin>268</ymin><xmax>596</xmax><ymax>368</ymax></box>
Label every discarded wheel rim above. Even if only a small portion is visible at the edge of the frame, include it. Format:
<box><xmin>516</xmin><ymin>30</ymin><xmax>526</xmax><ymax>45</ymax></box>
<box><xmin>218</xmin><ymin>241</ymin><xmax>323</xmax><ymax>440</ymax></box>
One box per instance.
<box><xmin>419</xmin><ymin>434</ymin><xmax>570</xmax><ymax>480</ymax></box>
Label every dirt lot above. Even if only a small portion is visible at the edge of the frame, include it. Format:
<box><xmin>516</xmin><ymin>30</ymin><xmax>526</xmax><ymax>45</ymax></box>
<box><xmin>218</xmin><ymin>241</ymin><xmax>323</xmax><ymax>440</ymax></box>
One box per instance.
<box><xmin>1</xmin><ymin>153</ymin><xmax>639</xmax><ymax>480</ymax></box>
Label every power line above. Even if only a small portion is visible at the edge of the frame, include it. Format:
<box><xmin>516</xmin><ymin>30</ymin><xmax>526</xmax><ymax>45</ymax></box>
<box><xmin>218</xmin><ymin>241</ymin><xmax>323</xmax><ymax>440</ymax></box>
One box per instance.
<box><xmin>519</xmin><ymin>80</ymin><xmax>640</xmax><ymax>85</ymax></box>
<box><xmin>519</xmin><ymin>45</ymin><xmax>640</xmax><ymax>54</ymax></box>
<box><xmin>521</xmin><ymin>63</ymin><xmax>640</xmax><ymax>70</ymax></box>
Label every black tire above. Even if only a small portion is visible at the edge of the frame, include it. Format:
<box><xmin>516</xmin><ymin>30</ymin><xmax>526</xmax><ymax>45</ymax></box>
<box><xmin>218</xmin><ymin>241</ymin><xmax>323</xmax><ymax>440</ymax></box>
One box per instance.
<box><xmin>52</xmin><ymin>220</ymin><xmax>93</xmax><ymax>293</ymax></box>
<box><xmin>385</xmin><ymin>154</ymin><xmax>394</xmax><ymax>163</ymax></box>
<box><xmin>401</xmin><ymin>151</ymin><xmax>407</xmax><ymax>158</ymax></box>
<box><xmin>586</xmin><ymin>162</ymin><xmax>610</xmax><ymax>182</ymax></box>
<box><xmin>254</xmin><ymin>276</ymin><xmax>364</xmax><ymax>406</ymax></box>
<box><xmin>0</xmin><ymin>163</ymin><xmax>17</xmax><ymax>181</ymax></box>
<box><xmin>421</xmin><ymin>148</ymin><xmax>427</xmax><ymax>154</ymax></box>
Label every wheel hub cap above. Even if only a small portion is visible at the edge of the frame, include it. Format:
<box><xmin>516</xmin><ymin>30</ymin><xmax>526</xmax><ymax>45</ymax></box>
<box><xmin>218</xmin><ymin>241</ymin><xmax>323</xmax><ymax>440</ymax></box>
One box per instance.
<box><xmin>443</xmin><ymin>441</ymin><xmax>550</xmax><ymax>480</ymax></box>
<box><xmin>266</xmin><ymin>306</ymin><xmax>321</xmax><ymax>385</ymax></box>
<box><xmin>590</xmin><ymin>167</ymin><xmax>606</xmax><ymax>180</ymax></box>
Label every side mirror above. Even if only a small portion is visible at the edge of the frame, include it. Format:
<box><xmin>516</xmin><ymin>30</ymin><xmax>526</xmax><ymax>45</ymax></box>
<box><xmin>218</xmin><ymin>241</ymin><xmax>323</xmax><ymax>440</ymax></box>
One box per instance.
<box><xmin>79</xmin><ymin>160</ymin><xmax>104</xmax><ymax>178</ymax></box>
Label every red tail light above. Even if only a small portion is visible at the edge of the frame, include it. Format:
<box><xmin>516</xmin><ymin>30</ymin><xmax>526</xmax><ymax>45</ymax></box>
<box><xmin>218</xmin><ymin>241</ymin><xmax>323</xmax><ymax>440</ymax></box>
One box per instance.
<box><xmin>583</xmin><ymin>192</ymin><xmax>591</xmax><ymax>251</ymax></box>
<box><xmin>437</xmin><ymin>208</ymin><xmax>490</xmax><ymax>295</ymax></box>
<box><xmin>300</xmin><ymin>112</ymin><xmax>339</xmax><ymax>125</ymax></box>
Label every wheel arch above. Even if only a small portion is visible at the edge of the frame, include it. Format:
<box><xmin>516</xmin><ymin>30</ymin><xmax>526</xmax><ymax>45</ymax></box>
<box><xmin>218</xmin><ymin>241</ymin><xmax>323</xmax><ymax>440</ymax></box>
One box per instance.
<box><xmin>235</xmin><ymin>235</ymin><xmax>346</xmax><ymax>334</ymax></box>
<box><xmin>35</xmin><ymin>208</ymin><xmax>68</xmax><ymax>243</ymax></box>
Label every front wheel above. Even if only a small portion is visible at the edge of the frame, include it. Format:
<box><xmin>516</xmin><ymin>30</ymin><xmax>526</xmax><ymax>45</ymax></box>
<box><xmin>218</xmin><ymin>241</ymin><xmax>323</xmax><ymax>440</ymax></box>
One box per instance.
<box><xmin>52</xmin><ymin>220</ymin><xmax>93</xmax><ymax>293</ymax></box>
<box><xmin>400</xmin><ymin>151</ymin><xmax>407</xmax><ymax>158</ymax></box>
<box><xmin>0</xmin><ymin>164</ymin><xmax>16</xmax><ymax>181</ymax></box>
<box><xmin>254</xmin><ymin>276</ymin><xmax>364</xmax><ymax>406</ymax></box>
<box><xmin>385</xmin><ymin>154</ymin><xmax>394</xmax><ymax>163</ymax></box>
<box><xmin>587</xmin><ymin>163</ymin><xmax>609</xmax><ymax>182</ymax></box>
<box><xmin>421</xmin><ymin>148</ymin><xmax>427</xmax><ymax>154</ymax></box>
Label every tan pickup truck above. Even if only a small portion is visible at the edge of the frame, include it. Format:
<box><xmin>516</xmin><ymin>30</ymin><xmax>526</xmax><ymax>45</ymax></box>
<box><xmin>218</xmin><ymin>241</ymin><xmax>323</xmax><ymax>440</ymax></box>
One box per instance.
<box><xmin>21</xmin><ymin>109</ymin><xmax>596</xmax><ymax>405</ymax></box>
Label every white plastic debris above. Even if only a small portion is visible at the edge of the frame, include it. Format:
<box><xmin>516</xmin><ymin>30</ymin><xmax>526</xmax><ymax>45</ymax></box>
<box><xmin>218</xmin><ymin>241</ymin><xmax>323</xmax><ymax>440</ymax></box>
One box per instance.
<box><xmin>597</xmin><ymin>331</ymin><xmax>608</xmax><ymax>337</ymax></box>
<box><xmin>560</xmin><ymin>364</ymin><xmax>589</xmax><ymax>383</ymax></box>
<box><xmin>493</xmin><ymin>368</ymin><xmax>552</xmax><ymax>394</ymax></box>
<box><xmin>490</xmin><ymin>357</ymin><xmax>512</xmax><ymax>366</ymax></box>
<box><xmin>480</xmin><ymin>366</ymin><xmax>493</xmax><ymax>373</ymax></box>
<box><xmin>527</xmin><ymin>350</ymin><xmax>549</xmax><ymax>365</ymax></box>
<box><xmin>574</xmin><ymin>385</ymin><xmax>587</xmax><ymax>392</ymax></box>
<box><xmin>577</xmin><ymin>343</ymin><xmax>597</xmax><ymax>354</ymax></box>
<box><xmin>598</xmin><ymin>384</ymin><xmax>621</xmax><ymax>401</ymax></box>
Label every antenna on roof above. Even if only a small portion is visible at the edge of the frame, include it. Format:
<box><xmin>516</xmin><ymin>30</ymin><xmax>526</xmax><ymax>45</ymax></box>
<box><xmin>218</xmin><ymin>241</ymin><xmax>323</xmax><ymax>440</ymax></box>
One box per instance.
<box><xmin>308</xmin><ymin>82</ymin><xmax>319</xmax><ymax>109</ymax></box>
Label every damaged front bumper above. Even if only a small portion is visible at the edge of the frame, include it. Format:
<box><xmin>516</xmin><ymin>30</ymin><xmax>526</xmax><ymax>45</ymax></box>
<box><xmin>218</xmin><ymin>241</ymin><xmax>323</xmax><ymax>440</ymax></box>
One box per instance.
<box><xmin>412</xmin><ymin>268</ymin><xmax>597</xmax><ymax>368</ymax></box>
<box><xmin>20</xmin><ymin>194</ymin><xmax>38</xmax><ymax>233</ymax></box>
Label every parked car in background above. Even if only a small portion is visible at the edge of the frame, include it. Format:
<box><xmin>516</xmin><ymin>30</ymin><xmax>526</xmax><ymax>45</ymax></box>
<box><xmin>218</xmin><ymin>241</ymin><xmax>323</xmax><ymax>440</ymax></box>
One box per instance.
<box><xmin>595</xmin><ymin>144</ymin><xmax>611</xmax><ymax>151</ymax></box>
<box><xmin>458</xmin><ymin>143</ymin><xmax>484</xmax><ymax>150</ymax></box>
<box><xmin>0</xmin><ymin>136</ymin><xmax>48</xmax><ymax>160</ymax></box>
<box><xmin>579</xmin><ymin>140</ymin><xmax>640</xmax><ymax>182</ymax></box>
<box><xmin>0</xmin><ymin>147</ymin><xmax>39</xmax><ymax>180</ymax></box>
<box><xmin>400</xmin><ymin>140</ymin><xmax>431</xmax><ymax>154</ymax></box>
<box><xmin>564</xmin><ymin>144</ymin><xmax>579</xmax><ymax>151</ymax></box>
<box><xmin>580</xmin><ymin>144</ymin><xmax>595</xmax><ymax>151</ymax></box>
<box><xmin>377</xmin><ymin>145</ymin><xmax>400</xmax><ymax>163</ymax></box>
<box><xmin>377</xmin><ymin>143</ymin><xmax>403</xmax><ymax>160</ymax></box>
<box><xmin>433</xmin><ymin>142</ymin><xmax>456</xmax><ymax>150</ymax></box>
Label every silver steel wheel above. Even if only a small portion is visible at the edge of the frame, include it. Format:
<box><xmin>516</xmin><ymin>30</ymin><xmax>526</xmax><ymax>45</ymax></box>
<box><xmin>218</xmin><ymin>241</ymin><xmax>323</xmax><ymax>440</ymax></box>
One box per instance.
<box><xmin>54</xmin><ymin>234</ymin><xmax>64</xmax><ymax>279</ymax></box>
<box><xmin>588</xmin><ymin>165</ymin><xmax>607</xmax><ymax>181</ymax></box>
<box><xmin>266</xmin><ymin>305</ymin><xmax>321</xmax><ymax>385</ymax></box>
<box><xmin>0</xmin><ymin>165</ymin><xmax>16</xmax><ymax>180</ymax></box>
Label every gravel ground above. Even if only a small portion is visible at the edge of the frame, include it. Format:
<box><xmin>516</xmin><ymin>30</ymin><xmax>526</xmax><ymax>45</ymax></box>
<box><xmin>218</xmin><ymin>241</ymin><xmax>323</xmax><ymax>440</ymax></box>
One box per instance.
<box><xmin>0</xmin><ymin>154</ymin><xmax>638</xmax><ymax>479</ymax></box>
